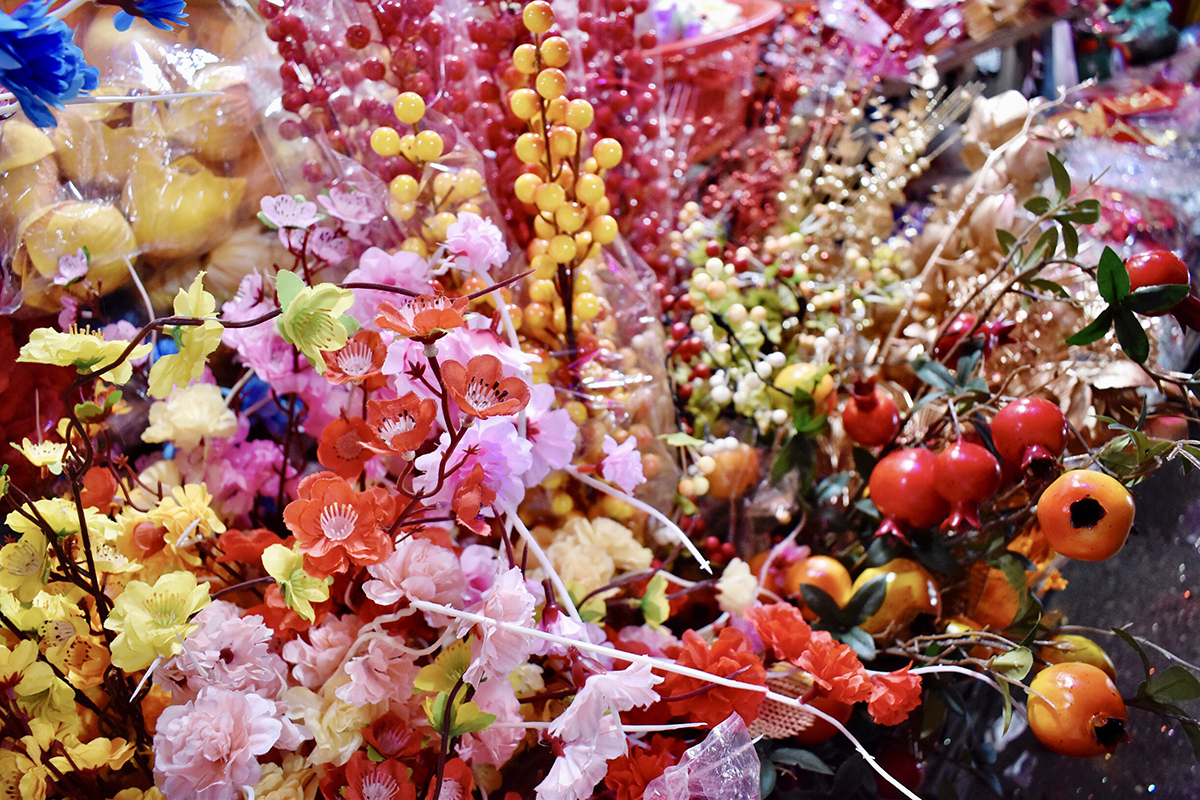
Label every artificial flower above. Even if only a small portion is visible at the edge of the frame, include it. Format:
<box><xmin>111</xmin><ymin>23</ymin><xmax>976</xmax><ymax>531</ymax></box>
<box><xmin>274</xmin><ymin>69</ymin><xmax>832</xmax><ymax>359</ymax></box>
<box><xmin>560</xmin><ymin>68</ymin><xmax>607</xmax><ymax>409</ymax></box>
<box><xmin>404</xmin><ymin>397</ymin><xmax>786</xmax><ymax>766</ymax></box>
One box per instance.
<box><xmin>426</xmin><ymin>759</ymin><xmax>474</xmax><ymax>800</ymax></box>
<box><xmin>364</xmin><ymin>536</ymin><xmax>467</xmax><ymax>612</ymax></box>
<box><xmin>365</xmin><ymin>393</ymin><xmax>437</xmax><ymax>456</ymax></box>
<box><xmin>604</xmin><ymin>735</ymin><xmax>681</xmax><ymax>800</ymax></box>
<box><xmin>280</xmin><ymin>226</ymin><xmax>350</xmax><ymax>264</ymax></box>
<box><xmin>283</xmin><ymin>677</ymin><xmax>373</xmax><ymax>766</ymax></box>
<box><xmin>600</xmin><ymin>435</ymin><xmax>645</xmax><ymax>494</ymax></box>
<box><xmin>376</xmin><ymin>294</ymin><xmax>469</xmax><ymax>340</ymax></box>
<box><xmin>283</xmin><ymin>472</ymin><xmax>394</xmax><ymax>577</ymax></box>
<box><xmin>142</xmin><ymin>382</ymin><xmax>238</xmax><ymax>450</ymax></box>
<box><xmin>660</xmin><ymin>628</ymin><xmax>766</xmax><ymax>727</ymax></box>
<box><xmin>444</xmin><ymin>210</ymin><xmax>509</xmax><ymax>274</ymax></box>
<box><xmin>552</xmin><ymin>663</ymin><xmax>663</xmax><ymax>742</ymax></box>
<box><xmin>795</xmin><ymin>630</ymin><xmax>873</xmax><ymax>705</ymax></box>
<box><xmin>7</xmin><ymin>497</ymin><xmax>119</xmax><ymax>542</ymax></box>
<box><xmin>52</xmin><ymin>247</ymin><xmax>88</xmax><ymax>286</ymax></box>
<box><xmin>148</xmin><ymin>272</ymin><xmax>223</xmax><ymax>398</ymax></box>
<box><xmin>867</xmin><ymin>664</ymin><xmax>923</xmax><ymax>726</ymax></box>
<box><xmin>362</xmin><ymin>713</ymin><xmax>424</xmax><ymax>759</ymax></box>
<box><xmin>459</xmin><ymin>566</ymin><xmax>536</xmax><ymax>685</ymax></box>
<box><xmin>322</xmin><ymin>330</ymin><xmax>387</xmax><ymax>389</ymax></box>
<box><xmin>49</xmin><ymin>735</ymin><xmax>134</xmax><ymax>773</ymax></box>
<box><xmin>344</xmin><ymin>248</ymin><xmax>433</xmax><ymax>326</ymax></box>
<box><xmin>458</xmin><ymin>675</ymin><xmax>523</xmax><ymax>768</ymax></box>
<box><xmin>442</xmin><ymin>353</ymin><xmax>531</xmax><ymax>418</ymax></box>
<box><xmin>153</xmin><ymin>686</ymin><xmax>285</xmax><ymax>800</ymax></box>
<box><xmin>743</xmin><ymin>602</ymin><xmax>813</xmax><ymax>662</ymax></box>
<box><xmin>0</xmin><ymin>1</ymin><xmax>98</xmax><ymax>127</ymax></box>
<box><xmin>112</xmin><ymin>0</ymin><xmax>188</xmax><ymax>30</ymax></box>
<box><xmin>343</xmin><ymin>752</ymin><xmax>416</xmax><ymax>800</ymax></box>
<box><xmin>216</xmin><ymin>528</ymin><xmax>280</xmax><ymax>563</ymax></box>
<box><xmin>335</xmin><ymin>637</ymin><xmax>419</xmax><ymax>706</ymax></box>
<box><xmin>275</xmin><ymin>270</ymin><xmax>356</xmax><ymax>374</ymax></box>
<box><xmin>258</xmin><ymin>194</ymin><xmax>321</xmax><ymax>230</ymax></box>
<box><xmin>524</xmin><ymin>383</ymin><xmax>578</xmax><ymax>486</ymax></box>
<box><xmin>155</xmin><ymin>600</ymin><xmax>289</xmax><ymax>702</ymax></box>
<box><xmin>317</xmin><ymin>416</ymin><xmax>376</xmax><ymax>480</ymax></box>
<box><xmin>262</xmin><ymin>544</ymin><xmax>332</xmax><ymax>624</ymax></box>
<box><xmin>716</xmin><ymin>557</ymin><xmax>760</xmax><ymax>614</ymax></box>
<box><xmin>452</xmin><ymin>464</ymin><xmax>496</xmax><ymax>536</ymax></box>
<box><xmin>17</xmin><ymin>327</ymin><xmax>151</xmax><ymax>385</ymax></box>
<box><xmin>148</xmin><ymin>483</ymin><xmax>226</xmax><ymax>545</ymax></box>
<box><xmin>538</xmin><ymin>715</ymin><xmax>626</xmax><ymax>800</ymax></box>
<box><xmin>104</xmin><ymin>571</ymin><xmax>212</xmax><ymax>671</ymax></box>
<box><xmin>413</xmin><ymin>417</ymin><xmax>531</xmax><ymax>514</ymax></box>
<box><xmin>318</xmin><ymin>186</ymin><xmax>382</xmax><ymax>225</ymax></box>
<box><xmin>252</xmin><ymin>754</ymin><xmax>320</xmax><ymax>800</ymax></box>
<box><xmin>10</xmin><ymin>438</ymin><xmax>66</xmax><ymax>475</ymax></box>
<box><xmin>0</xmin><ymin>528</ymin><xmax>50</xmax><ymax>602</ymax></box>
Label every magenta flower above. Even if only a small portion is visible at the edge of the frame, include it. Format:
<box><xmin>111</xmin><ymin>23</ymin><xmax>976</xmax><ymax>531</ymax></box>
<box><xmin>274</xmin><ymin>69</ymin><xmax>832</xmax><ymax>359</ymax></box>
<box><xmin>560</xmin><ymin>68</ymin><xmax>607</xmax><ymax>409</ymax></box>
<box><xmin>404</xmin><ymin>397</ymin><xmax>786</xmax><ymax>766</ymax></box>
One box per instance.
<box><xmin>443</xmin><ymin>211</ymin><xmax>508</xmax><ymax>275</ymax></box>
<box><xmin>600</xmin><ymin>435</ymin><xmax>645</xmax><ymax>494</ymax></box>
<box><xmin>524</xmin><ymin>383</ymin><xmax>578</xmax><ymax>487</ymax></box>
<box><xmin>458</xmin><ymin>566</ymin><xmax>536</xmax><ymax>686</ymax></box>
<box><xmin>279</xmin><ymin>226</ymin><xmax>349</xmax><ymax>264</ymax></box>
<box><xmin>335</xmin><ymin>637</ymin><xmax>419</xmax><ymax>706</ymax></box>
<box><xmin>258</xmin><ymin>194</ymin><xmax>321</xmax><ymax>230</ymax></box>
<box><xmin>318</xmin><ymin>186</ymin><xmax>382</xmax><ymax>225</ymax></box>
<box><xmin>153</xmin><ymin>687</ymin><xmax>285</xmax><ymax>800</ymax></box>
<box><xmin>57</xmin><ymin>295</ymin><xmax>78</xmax><ymax>331</ymax></box>
<box><xmin>457</xmin><ymin>675</ymin><xmax>523</xmax><ymax>768</ymax></box>
<box><xmin>346</xmin><ymin>247</ymin><xmax>432</xmax><ymax>326</ymax></box>
<box><xmin>412</xmin><ymin>417</ymin><xmax>532</xmax><ymax>514</ymax></box>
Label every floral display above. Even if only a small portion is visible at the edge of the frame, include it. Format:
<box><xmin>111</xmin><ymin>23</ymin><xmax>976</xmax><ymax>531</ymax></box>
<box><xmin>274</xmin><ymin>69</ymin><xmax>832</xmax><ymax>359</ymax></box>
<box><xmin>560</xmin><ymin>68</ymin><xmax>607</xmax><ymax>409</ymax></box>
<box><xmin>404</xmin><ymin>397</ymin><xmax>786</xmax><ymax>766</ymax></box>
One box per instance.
<box><xmin>2</xmin><ymin>0</ymin><xmax>1200</xmax><ymax>799</ymax></box>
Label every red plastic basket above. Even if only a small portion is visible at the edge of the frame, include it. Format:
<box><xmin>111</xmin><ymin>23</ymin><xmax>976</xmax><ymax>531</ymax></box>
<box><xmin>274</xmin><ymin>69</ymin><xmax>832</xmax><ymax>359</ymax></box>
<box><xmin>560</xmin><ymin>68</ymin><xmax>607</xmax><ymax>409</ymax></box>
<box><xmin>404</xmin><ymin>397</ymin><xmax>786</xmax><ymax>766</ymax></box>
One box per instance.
<box><xmin>640</xmin><ymin>0</ymin><xmax>783</xmax><ymax>163</ymax></box>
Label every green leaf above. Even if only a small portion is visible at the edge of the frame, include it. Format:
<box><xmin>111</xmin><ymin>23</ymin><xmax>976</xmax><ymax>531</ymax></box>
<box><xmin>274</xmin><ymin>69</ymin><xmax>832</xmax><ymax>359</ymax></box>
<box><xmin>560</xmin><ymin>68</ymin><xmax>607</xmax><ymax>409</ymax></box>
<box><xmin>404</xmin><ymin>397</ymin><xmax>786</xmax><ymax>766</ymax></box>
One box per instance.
<box><xmin>837</xmin><ymin>626</ymin><xmax>878</xmax><ymax>660</ymax></box>
<box><xmin>1143</xmin><ymin>665</ymin><xmax>1200</xmax><ymax>705</ymax></box>
<box><xmin>1180</xmin><ymin>719</ymin><xmax>1200</xmax><ymax>762</ymax></box>
<box><xmin>1097</xmin><ymin>246</ymin><xmax>1130</xmax><ymax>303</ymax></box>
<box><xmin>1062</xmin><ymin>223</ymin><xmax>1080</xmax><ymax>258</ymax></box>
<box><xmin>998</xmin><ymin>678</ymin><xmax>1014</xmax><ymax>733</ymax></box>
<box><xmin>1027</xmin><ymin>278</ymin><xmax>1071</xmax><ymax>300</ymax></box>
<box><xmin>1124</xmin><ymin>284</ymin><xmax>1190</xmax><ymax>315</ymax></box>
<box><xmin>660</xmin><ymin>432</ymin><xmax>706</xmax><ymax>448</ymax></box>
<box><xmin>340</xmin><ymin>314</ymin><xmax>360</xmax><ymax>337</ymax></box>
<box><xmin>1024</xmin><ymin>196</ymin><xmax>1052</xmax><ymax>216</ymax></box>
<box><xmin>1060</xmin><ymin>198</ymin><xmax>1101</xmax><ymax>225</ymax></box>
<box><xmin>1113</xmin><ymin>308</ymin><xmax>1149</xmax><ymax>364</ymax></box>
<box><xmin>275</xmin><ymin>269</ymin><xmax>304</xmax><ymax>311</ymax></box>
<box><xmin>759</xmin><ymin>759</ymin><xmax>777</xmax><ymax>797</ymax></box>
<box><xmin>771</xmin><ymin>748</ymin><xmax>834</xmax><ymax>775</ymax></box>
<box><xmin>1112</xmin><ymin>627</ymin><xmax>1152</xmax><ymax>678</ymax></box>
<box><xmin>996</xmin><ymin>229</ymin><xmax>1017</xmax><ymax>256</ymax></box>
<box><xmin>843</xmin><ymin>574</ymin><xmax>888</xmax><ymax>626</ymax></box>
<box><xmin>1048</xmin><ymin>153</ymin><xmax>1071</xmax><ymax>203</ymax></box>
<box><xmin>914</xmin><ymin>358</ymin><xmax>957</xmax><ymax>392</ymax></box>
<box><xmin>450</xmin><ymin>702</ymin><xmax>496</xmax><ymax>737</ymax></box>
<box><xmin>641</xmin><ymin>573</ymin><xmax>670</xmax><ymax>629</ymax></box>
<box><xmin>1029</xmin><ymin>227</ymin><xmax>1059</xmax><ymax>264</ymax></box>
<box><xmin>1066</xmin><ymin>307</ymin><xmax>1114</xmax><ymax>346</ymax></box>
<box><xmin>989</xmin><ymin>647</ymin><xmax>1033</xmax><ymax>681</ymax></box>
<box><xmin>800</xmin><ymin>584</ymin><xmax>847</xmax><ymax>628</ymax></box>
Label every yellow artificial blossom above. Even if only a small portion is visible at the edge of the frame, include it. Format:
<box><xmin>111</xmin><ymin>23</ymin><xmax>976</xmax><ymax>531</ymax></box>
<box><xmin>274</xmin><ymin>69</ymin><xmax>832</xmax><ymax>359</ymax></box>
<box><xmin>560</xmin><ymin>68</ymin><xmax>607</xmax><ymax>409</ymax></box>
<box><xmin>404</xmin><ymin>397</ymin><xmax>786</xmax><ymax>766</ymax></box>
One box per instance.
<box><xmin>275</xmin><ymin>269</ymin><xmax>356</xmax><ymax>374</ymax></box>
<box><xmin>262</xmin><ymin>543</ymin><xmax>330</xmax><ymax>622</ymax></box>
<box><xmin>49</xmin><ymin>735</ymin><xmax>134</xmax><ymax>773</ymax></box>
<box><xmin>0</xmin><ymin>744</ymin><xmax>49</xmax><ymax>800</ymax></box>
<box><xmin>142</xmin><ymin>383</ymin><xmax>238</xmax><ymax>450</ymax></box>
<box><xmin>0</xmin><ymin>529</ymin><xmax>50</xmax><ymax>602</ymax></box>
<box><xmin>147</xmin><ymin>483</ymin><xmax>226</xmax><ymax>545</ymax></box>
<box><xmin>103</xmin><ymin>571</ymin><xmax>211</xmax><ymax>671</ymax></box>
<box><xmin>148</xmin><ymin>271</ymin><xmax>225</xmax><ymax>399</ymax></box>
<box><xmin>282</xmin><ymin>676</ymin><xmax>372</xmax><ymax>766</ymax></box>
<box><xmin>41</xmin><ymin>616</ymin><xmax>110</xmax><ymax>688</ymax></box>
<box><xmin>253</xmin><ymin>754</ymin><xmax>320</xmax><ymax>800</ymax></box>
<box><xmin>10</xmin><ymin>439</ymin><xmax>67</xmax><ymax>475</ymax></box>
<box><xmin>414</xmin><ymin>639</ymin><xmax>473</xmax><ymax>693</ymax></box>
<box><xmin>7</xmin><ymin>497</ymin><xmax>121</xmax><ymax>543</ymax></box>
<box><xmin>0</xmin><ymin>640</ymin><xmax>79</xmax><ymax>732</ymax></box>
<box><xmin>17</xmin><ymin>327</ymin><xmax>151</xmax><ymax>385</ymax></box>
<box><xmin>110</xmin><ymin>790</ymin><xmax>167</xmax><ymax>800</ymax></box>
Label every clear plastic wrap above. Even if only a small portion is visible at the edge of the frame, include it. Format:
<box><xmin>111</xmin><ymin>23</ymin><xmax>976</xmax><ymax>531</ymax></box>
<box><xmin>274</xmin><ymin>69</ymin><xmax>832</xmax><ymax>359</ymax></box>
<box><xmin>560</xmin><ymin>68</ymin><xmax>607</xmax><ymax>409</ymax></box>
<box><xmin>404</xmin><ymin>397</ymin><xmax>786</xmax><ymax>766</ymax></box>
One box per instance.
<box><xmin>643</xmin><ymin>713</ymin><xmax>762</xmax><ymax>800</ymax></box>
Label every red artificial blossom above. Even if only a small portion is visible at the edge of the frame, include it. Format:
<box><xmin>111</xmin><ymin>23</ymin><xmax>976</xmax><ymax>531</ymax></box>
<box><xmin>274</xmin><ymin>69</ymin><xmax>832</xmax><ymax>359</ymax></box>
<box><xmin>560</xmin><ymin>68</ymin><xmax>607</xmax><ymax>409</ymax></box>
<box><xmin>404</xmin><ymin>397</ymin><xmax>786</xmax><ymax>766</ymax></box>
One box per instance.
<box><xmin>376</xmin><ymin>294</ymin><xmax>469</xmax><ymax>339</ymax></box>
<box><xmin>322</xmin><ymin>329</ymin><xmax>387</xmax><ymax>389</ymax></box>
<box><xmin>441</xmin><ymin>354</ymin><xmax>531</xmax><ymax>418</ymax></box>
<box><xmin>604</xmin><ymin>735</ymin><xmax>685</xmax><ymax>800</ymax></box>
<box><xmin>867</xmin><ymin>664</ymin><xmax>924</xmax><ymax>726</ymax></box>
<box><xmin>343</xmin><ymin>751</ymin><xmax>416</xmax><ymax>800</ymax></box>
<box><xmin>283</xmin><ymin>472</ymin><xmax>395</xmax><ymax>577</ymax></box>
<box><xmin>365</xmin><ymin>393</ymin><xmax>438</xmax><ymax>456</ymax></box>
<box><xmin>451</xmin><ymin>465</ymin><xmax>495</xmax><ymax>536</ymax></box>
<box><xmin>659</xmin><ymin>628</ymin><xmax>767</xmax><ymax>727</ymax></box>
<box><xmin>744</xmin><ymin>602</ymin><xmax>813</xmax><ymax>662</ymax></box>
<box><xmin>317</xmin><ymin>415</ymin><xmax>376</xmax><ymax>480</ymax></box>
<box><xmin>795</xmin><ymin>630</ymin><xmax>874</xmax><ymax>705</ymax></box>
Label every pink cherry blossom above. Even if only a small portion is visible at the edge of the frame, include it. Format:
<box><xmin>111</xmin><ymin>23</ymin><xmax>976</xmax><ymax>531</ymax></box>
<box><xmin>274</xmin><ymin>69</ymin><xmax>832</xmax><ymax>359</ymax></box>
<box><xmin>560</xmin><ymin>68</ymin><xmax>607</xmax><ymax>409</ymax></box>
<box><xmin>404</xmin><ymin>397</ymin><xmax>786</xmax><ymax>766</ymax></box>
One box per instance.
<box><xmin>600</xmin><ymin>435</ymin><xmax>645</xmax><ymax>494</ymax></box>
<box><xmin>537</xmin><ymin>715</ymin><xmax>626</xmax><ymax>800</ymax></box>
<box><xmin>364</xmin><ymin>537</ymin><xmax>467</xmax><ymax>618</ymax></box>
<box><xmin>457</xmin><ymin>676</ymin><xmax>523</xmax><ymax>768</ymax></box>
<box><xmin>345</xmin><ymin>247</ymin><xmax>433</xmax><ymax>327</ymax></box>
<box><xmin>280</xmin><ymin>226</ymin><xmax>350</xmax><ymax>264</ymax></box>
<box><xmin>524</xmin><ymin>383</ymin><xmax>578</xmax><ymax>487</ymax></box>
<box><xmin>53</xmin><ymin>248</ymin><xmax>88</xmax><ymax>286</ymax></box>
<box><xmin>412</xmin><ymin>417</ymin><xmax>532</xmax><ymax>514</ymax></box>
<box><xmin>318</xmin><ymin>186</ymin><xmax>382</xmax><ymax>225</ymax></box>
<box><xmin>103</xmin><ymin>320</ymin><xmax>150</xmax><ymax>367</ymax></box>
<box><xmin>444</xmin><ymin>211</ymin><xmax>508</xmax><ymax>275</ymax></box>
<box><xmin>156</xmin><ymin>600</ymin><xmax>289</xmax><ymax>702</ymax></box>
<box><xmin>153</xmin><ymin>687</ymin><xmax>285</xmax><ymax>800</ymax></box>
<box><xmin>548</xmin><ymin>663</ymin><xmax>661</xmax><ymax>744</ymax></box>
<box><xmin>259</xmin><ymin>194</ymin><xmax>321</xmax><ymax>229</ymax></box>
<box><xmin>529</xmin><ymin>608</ymin><xmax>610</xmax><ymax>664</ymax></box>
<box><xmin>281</xmin><ymin>613</ymin><xmax>361</xmax><ymax>689</ymax></box>
<box><xmin>335</xmin><ymin>637</ymin><xmax>419</xmax><ymax>706</ymax></box>
<box><xmin>458</xmin><ymin>566</ymin><xmax>536</xmax><ymax>685</ymax></box>
<box><xmin>57</xmin><ymin>295</ymin><xmax>79</xmax><ymax>331</ymax></box>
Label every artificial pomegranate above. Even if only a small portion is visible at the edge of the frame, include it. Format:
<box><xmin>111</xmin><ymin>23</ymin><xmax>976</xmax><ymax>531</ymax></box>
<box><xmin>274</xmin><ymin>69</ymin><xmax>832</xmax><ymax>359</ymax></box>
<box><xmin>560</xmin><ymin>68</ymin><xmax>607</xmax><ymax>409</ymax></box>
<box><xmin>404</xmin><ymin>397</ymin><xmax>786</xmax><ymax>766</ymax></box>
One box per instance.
<box><xmin>868</xmin><ymin>448</ymin><xmax>948</xmax><ymax>539</ymax></box>
<box><xmin>933</xmin><ymin>440</ymin><xmax>1001</xmax><ymax>531</ymax></box>
<box><xmin>842</xmin><ymin>377</ymin><xmax>900</xmax><ymax>447</ymax></box>
<box><xmin>991</xmin><ymin>397</ymin><xmax>1066</xmax><ymax>478</ymax></box>
<box><xmin>1028</xmin><ymin>663</ymin><xmax>1128</xmax><ymax>757</ymax></box>
<box><xmin>1036</xmin><ymin>470</ymin><xmax>1134</xmax><ymax>561</ymax></box>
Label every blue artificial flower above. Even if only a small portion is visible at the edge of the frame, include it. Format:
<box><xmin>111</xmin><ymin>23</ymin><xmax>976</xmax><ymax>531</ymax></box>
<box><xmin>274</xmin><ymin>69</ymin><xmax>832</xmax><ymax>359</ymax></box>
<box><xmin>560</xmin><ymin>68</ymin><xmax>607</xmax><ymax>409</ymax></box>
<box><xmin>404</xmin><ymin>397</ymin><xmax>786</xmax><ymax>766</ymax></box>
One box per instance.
<box><xmin>0</xmin><ymin>0</ymin><xmax>98</xmax><ymax>127</ymax></box>
<box><xmin>111</xmin><ymin>0</ymin><xmax>188</xmax><ymax>32</ymax></box>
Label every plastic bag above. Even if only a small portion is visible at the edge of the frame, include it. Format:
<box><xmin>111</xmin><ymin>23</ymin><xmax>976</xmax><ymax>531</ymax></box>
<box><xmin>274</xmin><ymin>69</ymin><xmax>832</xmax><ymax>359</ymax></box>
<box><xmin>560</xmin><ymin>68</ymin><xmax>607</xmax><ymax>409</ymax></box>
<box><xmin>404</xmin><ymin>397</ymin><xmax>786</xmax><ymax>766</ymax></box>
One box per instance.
<box><xmin>643</xmin><ymin>714</ymin><xmax>762</xmax><ymax>800</ymax></box>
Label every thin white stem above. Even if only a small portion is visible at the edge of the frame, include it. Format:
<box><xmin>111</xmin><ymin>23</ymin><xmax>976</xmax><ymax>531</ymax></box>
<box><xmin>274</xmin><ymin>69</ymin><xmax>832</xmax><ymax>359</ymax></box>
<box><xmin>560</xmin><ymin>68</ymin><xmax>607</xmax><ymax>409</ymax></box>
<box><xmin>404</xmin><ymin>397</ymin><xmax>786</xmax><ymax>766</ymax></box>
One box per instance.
<box><xmin>131</xmin><ymin>656</ymin><xmax>163</xmax><ymax>701</ymax></box>
<box><xmin>508</xmin><ymin>514</ymin><xmax>581</xmax><ymax>623</ymax></box>
<box><xmin>565</xmin><ymin>465</ymin><xmax>711</xmax><ymax>573</ymax></box>
<box><xmin>225</xmin><ymin>369</ymin><xmax>255</xmax><ymax>409</ymax></box>
<box><xmin>174</xmin><ymin>517</ymin><xmax>203</xmax><ymax>549</ymax></box>
<box><xmin>50</xmin><ymin>0</ymin><xmax>90</xmax><ymax>19</ymax></box>
<box><xmin>124</xmin><ymin>257</ymin><xmax>157</xmax><ymax>347</ymax></box>
<box><xmin>490</xmin><ymin>721</ymin><xmax>704</xmax><ymax>732</ymax></box>
<box><xmin>175</xmin><ymin>631</ymin><xmax>209</xmax><ymax>679</ymax></box>
<box><xmin>67</xmin><ymin>91</ymin><xmax>227</xmax><ymax>103</ymax></box>
<box><xmin>489</xmin><ymin>287</ymin><xmax>526</xmax><ymax>439</ymax></box>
